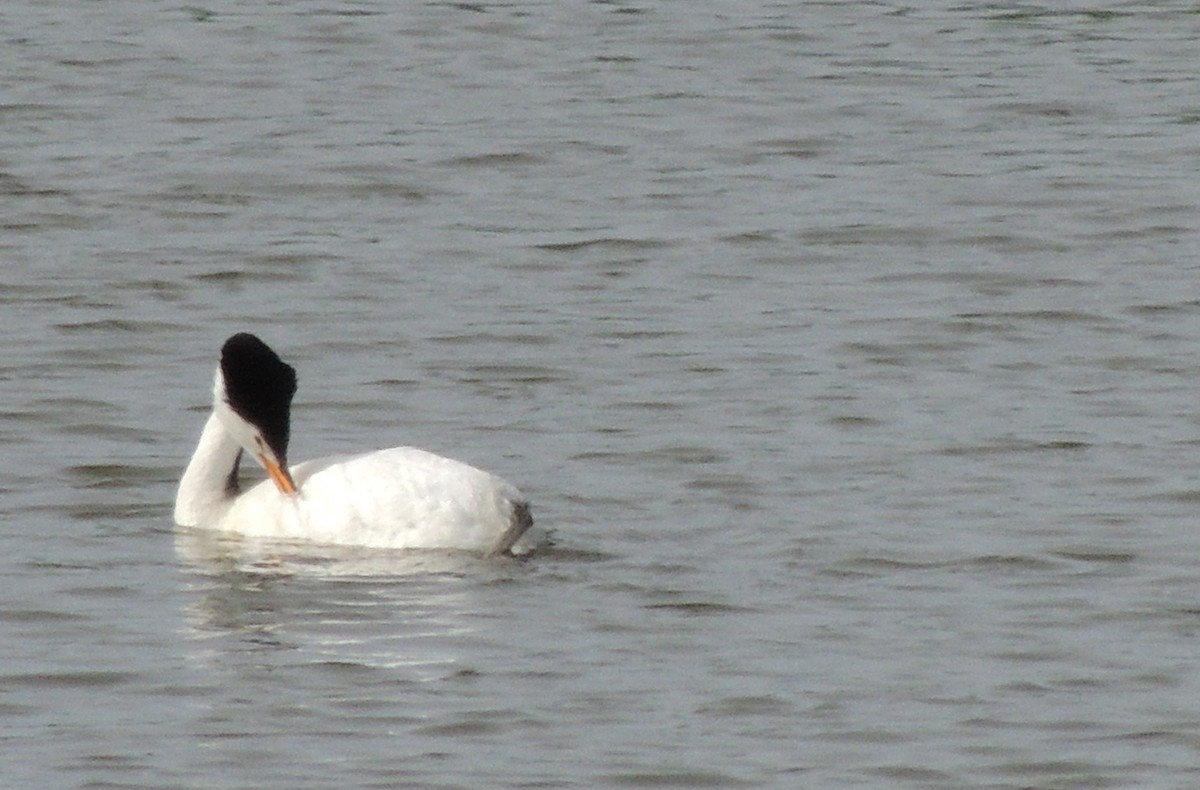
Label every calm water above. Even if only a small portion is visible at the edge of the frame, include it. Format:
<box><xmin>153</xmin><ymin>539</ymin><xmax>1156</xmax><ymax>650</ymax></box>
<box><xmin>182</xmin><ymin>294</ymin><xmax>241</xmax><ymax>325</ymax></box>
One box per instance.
<box><xmin>4</xmin><ymin>1</ymin><xmax>1200</xmax><ymax>787</ymax></box>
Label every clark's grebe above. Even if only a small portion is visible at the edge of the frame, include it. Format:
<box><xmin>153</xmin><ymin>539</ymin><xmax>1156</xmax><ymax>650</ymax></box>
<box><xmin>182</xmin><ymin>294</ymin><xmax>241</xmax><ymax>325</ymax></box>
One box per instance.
<box><xmin>174</xmin><ymin>333</ymin><xmax>534</xmax><ymax>556</ymax></box>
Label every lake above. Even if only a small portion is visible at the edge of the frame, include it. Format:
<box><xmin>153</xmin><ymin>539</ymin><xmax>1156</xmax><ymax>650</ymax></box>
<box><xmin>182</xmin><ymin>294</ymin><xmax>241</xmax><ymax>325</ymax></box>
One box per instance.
<box><xmin>3</xmin><ymin>1</ymin><xmax>1200</xmax><ymax>787</ymax></box>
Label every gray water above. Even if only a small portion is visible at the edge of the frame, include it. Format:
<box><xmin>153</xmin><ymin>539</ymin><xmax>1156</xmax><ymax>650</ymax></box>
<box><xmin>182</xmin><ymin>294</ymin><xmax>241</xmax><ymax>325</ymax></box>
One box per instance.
<box><xmin>4</xmin><ymin>1</ymin><xmax>1200</xmax><ymax>787</ymax></box>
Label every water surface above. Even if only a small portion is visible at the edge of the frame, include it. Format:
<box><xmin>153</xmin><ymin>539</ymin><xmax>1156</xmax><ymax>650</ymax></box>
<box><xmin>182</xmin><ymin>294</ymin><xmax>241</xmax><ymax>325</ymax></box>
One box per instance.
<box><xmin>4</xmin><ymin>2</ymin><xmax>1200</xmax><ymax>787</ymax></box>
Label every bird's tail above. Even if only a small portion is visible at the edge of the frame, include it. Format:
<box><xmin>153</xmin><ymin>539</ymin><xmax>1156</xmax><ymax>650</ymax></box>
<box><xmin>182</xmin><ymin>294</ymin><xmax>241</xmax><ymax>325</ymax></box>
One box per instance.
<box><xmin>489</xmin><ymin>500</ymin><xmax>534</xmax><ymax>557</ymax></box>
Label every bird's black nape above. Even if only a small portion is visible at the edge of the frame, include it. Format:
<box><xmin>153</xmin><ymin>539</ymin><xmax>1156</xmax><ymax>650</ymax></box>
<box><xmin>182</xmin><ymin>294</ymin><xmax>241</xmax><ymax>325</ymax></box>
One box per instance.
<box><xmin>220</xmin><ymin>333</ymin><xmax>298</xmax><ymax>462</ymax></box>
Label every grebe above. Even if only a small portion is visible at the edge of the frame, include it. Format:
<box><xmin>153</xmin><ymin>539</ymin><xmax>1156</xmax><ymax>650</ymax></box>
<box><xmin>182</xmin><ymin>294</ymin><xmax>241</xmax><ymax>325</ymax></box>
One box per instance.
<box><xmin>174</xmin><ymin>333</ymin><xmax>534</xmax><ymax>556</ymax></box>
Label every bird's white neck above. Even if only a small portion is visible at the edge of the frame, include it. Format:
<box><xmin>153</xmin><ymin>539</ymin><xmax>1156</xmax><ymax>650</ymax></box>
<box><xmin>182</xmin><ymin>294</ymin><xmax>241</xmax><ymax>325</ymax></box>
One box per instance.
<box><xmin>174</xmin><ymin>412</ymin><xmax>242</xmax><ymax>527</ymax></box>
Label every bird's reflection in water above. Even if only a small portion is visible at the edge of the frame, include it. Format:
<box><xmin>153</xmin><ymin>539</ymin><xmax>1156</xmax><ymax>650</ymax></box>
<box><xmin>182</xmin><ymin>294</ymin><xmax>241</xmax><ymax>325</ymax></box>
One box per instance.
<box><xmin>174</xmin><ymin>527</ymin><xmax>526</xmax><ymax>679</ymax></box>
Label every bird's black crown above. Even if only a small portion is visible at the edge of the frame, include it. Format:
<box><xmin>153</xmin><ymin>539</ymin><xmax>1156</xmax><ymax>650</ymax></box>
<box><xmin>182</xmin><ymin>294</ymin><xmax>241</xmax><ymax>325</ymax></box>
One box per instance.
<box><xmin>220</xmin><ymin>332</ymin><xmax>298</xmax><ymax>460</ymax></box>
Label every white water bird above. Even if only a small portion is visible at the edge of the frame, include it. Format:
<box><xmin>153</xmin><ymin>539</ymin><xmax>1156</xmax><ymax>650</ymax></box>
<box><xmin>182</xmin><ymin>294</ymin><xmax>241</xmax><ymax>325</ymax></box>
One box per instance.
<box><xmin>174</xmin><ymin>333</ymin><xmax>534</xmax><ymax>556</ymax></box>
